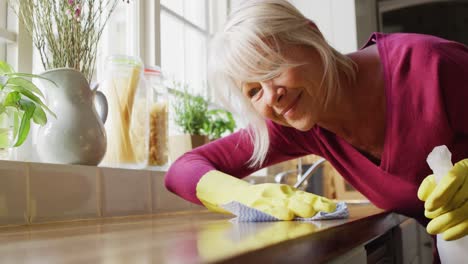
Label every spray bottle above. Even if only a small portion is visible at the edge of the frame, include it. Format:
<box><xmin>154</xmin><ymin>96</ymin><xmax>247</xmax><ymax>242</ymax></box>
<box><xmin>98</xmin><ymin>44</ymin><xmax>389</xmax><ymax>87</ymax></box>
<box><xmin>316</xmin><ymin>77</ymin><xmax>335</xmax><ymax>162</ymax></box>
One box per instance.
<box><xmin>426</xmin><ymin>145</ymin><xmax>468</xmax><ymax>264</ymax></box>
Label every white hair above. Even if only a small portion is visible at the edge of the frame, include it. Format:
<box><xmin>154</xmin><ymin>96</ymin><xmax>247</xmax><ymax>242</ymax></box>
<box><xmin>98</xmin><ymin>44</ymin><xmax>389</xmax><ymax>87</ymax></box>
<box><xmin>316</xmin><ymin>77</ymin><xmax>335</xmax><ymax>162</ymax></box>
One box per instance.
<box><xmin>208</xmin><ymin>0</ymin><xmax>356</xmax><ymax>168</ymax></box>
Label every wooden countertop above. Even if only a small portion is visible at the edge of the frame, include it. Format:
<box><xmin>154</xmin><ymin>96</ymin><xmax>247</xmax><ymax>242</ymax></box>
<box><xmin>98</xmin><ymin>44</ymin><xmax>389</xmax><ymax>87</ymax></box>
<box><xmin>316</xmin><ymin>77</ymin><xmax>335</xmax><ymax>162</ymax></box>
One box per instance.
<box><xmin>0</xmin><ymin>204</ymin><xmax>401</xmax><ymax>264</ymax></box>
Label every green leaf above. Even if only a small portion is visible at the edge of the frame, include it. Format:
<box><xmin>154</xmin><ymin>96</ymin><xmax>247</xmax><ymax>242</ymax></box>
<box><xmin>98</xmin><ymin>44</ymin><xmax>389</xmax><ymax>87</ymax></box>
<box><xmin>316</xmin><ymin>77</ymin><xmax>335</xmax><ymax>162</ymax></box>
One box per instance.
<box><xmin>32</xmin><ymin>105</ymin><xmax>47</xmax><ymax>125</ymax></box>
<box><xmin>173</xmin><ymin>92</ymin><xmax>209</xmax><ymax>135</ymax></box>
<box><xmin>7</xmin><ymin>85</ymin><xmax>56</xmax><ymax>118</ymax></box>
<box><xmin>4</xmin><ymin>91</ymin><xmax>21</xmax><ymax>107</ymax></box>
<box><xmin>0</xmin><ymin>61</ymin><xmax>14</xmax><ymax>75</ymax></box>
<box><xmin>14</xmin><ymin>100</ymin><xmax>36</xmax><ymax>147</ymax></box>
<box><xmin>202</xmin><ymin>109</ymin><xmax>236</xmax><ymax>140</ymax></box>
<box><xmin>0</xmin><ymin>104</ymin><xmax>5</xmax><ymax>115</ymax></box>
<box><xmin>6</xmin><ymin>77</ymin><xmax>45</xmax><ymax>98</ymax></box>
<box><xmin>5</xmin><ymin>72</ymin><xmax>57</xmax><ymax>86</ymax></box>
<box><xmin>0</xmin><ymin>76</ymin><xmax>6</xmax><ymax>90</ymax></box>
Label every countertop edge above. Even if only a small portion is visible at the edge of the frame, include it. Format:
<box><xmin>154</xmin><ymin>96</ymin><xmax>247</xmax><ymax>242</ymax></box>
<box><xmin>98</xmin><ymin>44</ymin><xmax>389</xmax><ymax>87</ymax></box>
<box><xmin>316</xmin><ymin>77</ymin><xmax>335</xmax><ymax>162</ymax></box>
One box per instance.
<box><xmin>218</xmin><ymin>210</ymin><xmax>401</xmax><ymax>264</ymax></box>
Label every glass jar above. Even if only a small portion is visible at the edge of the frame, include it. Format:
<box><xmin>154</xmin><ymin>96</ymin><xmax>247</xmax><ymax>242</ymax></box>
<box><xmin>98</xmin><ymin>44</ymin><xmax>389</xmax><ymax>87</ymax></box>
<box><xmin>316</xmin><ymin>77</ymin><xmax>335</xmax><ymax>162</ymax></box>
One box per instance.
<box><xmin>100</xmin><ymin>55</ymin><xmax>148</xmax><ymax>167</ymax></box>
<box><xmin>0</xmin><ymin>90</ymin><xmax>18</xmax><ymax>160</ymax></box>
<box><xmin>144</xmin><ymin>66</ymin><xmax>169</xmax><ymax>167</ymax></box>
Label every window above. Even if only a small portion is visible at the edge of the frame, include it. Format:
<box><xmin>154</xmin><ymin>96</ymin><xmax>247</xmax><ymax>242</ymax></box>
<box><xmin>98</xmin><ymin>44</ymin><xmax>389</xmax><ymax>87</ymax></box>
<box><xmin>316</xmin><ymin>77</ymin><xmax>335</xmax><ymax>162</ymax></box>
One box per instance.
<box><xmin>160</xmin><ymin>0</ymin><xmax>211</xmax><ymax>97</ymax></box>
<box><xmin>1</xmin><ymin>0</ymin><xmax>32</xmax><ymax>73</ymax></box>
<box><xmin>0</xmin><ymin>0</ymin><xmax>17</xmax><ymax>65</ymax></box>
<box><xmin>94</xmin><ymin>0</ymin><xmax>228</xmax><ymax>131</ymax></box>
<box><xmin>95</xmin><ymin>0</ymin><xmax>228</xmax><ymax>97</ymax></box>
<box><xmin>0</xmin><ymin>0</ymin><xmax>7</xmax><ymax>61</ymax></box>
<box><xmin>96</xmin><ymin>1</ymin><xmax>141</xmax><ymax>81</ymax></box>
<box><xmin>18</xmin><ymin>0</ymin><xmax>228</xmax><ymax>96</ymax></box>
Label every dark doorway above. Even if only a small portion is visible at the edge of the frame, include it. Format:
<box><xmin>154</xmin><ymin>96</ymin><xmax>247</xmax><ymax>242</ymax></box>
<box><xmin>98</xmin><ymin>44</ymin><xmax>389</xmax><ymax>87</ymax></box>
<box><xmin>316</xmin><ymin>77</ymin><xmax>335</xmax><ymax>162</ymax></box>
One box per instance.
<box><xmin>379</xmin><ymin>0</ymin><xmax>468</xmax><ymax>45</ymax></box>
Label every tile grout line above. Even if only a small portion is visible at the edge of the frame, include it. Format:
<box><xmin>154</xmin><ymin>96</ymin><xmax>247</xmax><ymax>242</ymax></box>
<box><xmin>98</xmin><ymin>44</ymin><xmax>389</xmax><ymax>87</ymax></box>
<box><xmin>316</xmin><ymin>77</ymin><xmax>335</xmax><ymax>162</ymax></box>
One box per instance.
<box><xmin>25</xmin><ymin>162</ymin><xmax>31</xmax><ymax>224</ymax></box>
<box><xmin>96</xmin><ymin>167</ymin><xmax>102</xmax><ymax>218</ymax></box>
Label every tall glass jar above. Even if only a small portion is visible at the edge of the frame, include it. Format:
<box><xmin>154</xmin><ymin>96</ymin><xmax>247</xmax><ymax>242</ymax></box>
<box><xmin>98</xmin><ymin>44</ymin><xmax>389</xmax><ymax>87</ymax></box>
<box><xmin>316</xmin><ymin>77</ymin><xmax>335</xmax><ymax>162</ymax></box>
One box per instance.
<box><xmin>100</xmin><ymin>55</ymin><xmax>148</xmax><ymax>168</ymax></box>
<box><xmin>0</xmin><ymin>90</ymin><xmax>18</xmax><ymax>160</ymax></box>
<box><xmin>144</xmin><ymin>66</ymin><xmax>169</xmax><ymax>168</ymax></box>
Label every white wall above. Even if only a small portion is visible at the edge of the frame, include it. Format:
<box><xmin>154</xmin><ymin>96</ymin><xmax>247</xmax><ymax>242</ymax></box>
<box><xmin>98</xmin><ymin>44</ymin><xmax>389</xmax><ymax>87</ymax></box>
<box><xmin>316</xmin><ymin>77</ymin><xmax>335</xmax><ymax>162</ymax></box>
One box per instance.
<box><xmin>289</xmin><ymin>0</ymin><xmax>358</xmax><ymax>53</ymax></box>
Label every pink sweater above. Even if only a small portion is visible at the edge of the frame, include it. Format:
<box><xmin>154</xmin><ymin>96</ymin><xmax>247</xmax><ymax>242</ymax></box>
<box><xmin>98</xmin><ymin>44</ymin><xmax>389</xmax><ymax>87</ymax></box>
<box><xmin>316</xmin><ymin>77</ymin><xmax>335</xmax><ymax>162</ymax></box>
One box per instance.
<box><xmin>165</xmin><ymin>32</ymin><xmax>468</xmax><ymax>228</ymax></box>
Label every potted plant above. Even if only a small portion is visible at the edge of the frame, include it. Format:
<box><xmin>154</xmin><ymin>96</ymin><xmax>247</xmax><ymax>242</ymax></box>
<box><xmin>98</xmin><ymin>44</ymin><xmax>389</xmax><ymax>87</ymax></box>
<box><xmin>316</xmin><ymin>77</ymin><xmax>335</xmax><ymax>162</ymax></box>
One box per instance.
<box><xmin>0</xmin><ymin>61</ymin><xmax>55</xmax><ymax>159</ymax></box>
<box><xmin>202</xmin><ymin>109</ymin><xmax>236</xmax><ymax>141</ymax></box>
<box><xmin>170</xmin><ymin>87</ymin><xmax>236</xmax><ymax>161</ymax></box>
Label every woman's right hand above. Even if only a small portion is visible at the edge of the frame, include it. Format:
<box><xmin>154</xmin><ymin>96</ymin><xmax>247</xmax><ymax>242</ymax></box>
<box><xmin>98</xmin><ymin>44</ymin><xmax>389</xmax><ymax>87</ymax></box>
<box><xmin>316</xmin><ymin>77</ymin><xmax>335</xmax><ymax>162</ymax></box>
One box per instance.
<box><xmin>196</xmin><ymin>170</ymin><xmax>336</xmax><ymax>220</ymax></box>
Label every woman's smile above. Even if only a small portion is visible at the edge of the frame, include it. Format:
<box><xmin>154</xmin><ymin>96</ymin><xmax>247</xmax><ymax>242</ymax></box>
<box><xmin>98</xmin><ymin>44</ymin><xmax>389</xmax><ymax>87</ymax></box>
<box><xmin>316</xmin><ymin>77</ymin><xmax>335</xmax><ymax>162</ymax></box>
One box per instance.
<box><xmin>281</xmin><ymin>91</ymin><xmax>303</xmax><ymax>117</ymax></box>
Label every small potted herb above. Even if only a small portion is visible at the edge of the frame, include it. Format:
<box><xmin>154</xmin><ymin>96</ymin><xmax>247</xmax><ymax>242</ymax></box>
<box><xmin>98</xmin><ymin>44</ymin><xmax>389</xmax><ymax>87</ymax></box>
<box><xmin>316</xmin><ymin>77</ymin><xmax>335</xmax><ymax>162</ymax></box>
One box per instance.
<box><xmin>0</xmin><ymin>61</ymin><xmax>55</xmax><ymax>159</ymax></box>
<box><xmin>173</xmin><ymin>91</ymin><xmax>210</xmax><ymax>139</ymax></box>
<box><xmin>170</xmin><ymin>86</ymin><xmax>236</xmax><ymax>160</ymax></box>
<box><xmin>202</xmin><ymin>109</ymin><xmax>236</xmax><ymax>141</ymax></box>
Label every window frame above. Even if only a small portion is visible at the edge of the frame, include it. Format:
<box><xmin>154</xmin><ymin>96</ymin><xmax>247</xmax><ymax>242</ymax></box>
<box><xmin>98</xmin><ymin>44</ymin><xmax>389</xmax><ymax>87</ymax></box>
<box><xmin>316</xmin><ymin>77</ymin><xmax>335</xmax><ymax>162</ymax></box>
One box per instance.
<box><xmin>157</xmin><ymin>0</ymin><xmax>228</xmax><ymax>99</ymax></box>
<box><xmin>3</xmin><ymin>0</ymin><xmax>229</xmax><ymax>92</ymax></box>
<box><xmin>0</xmin><ymin>0</ymin><xmax>10</xmax><ymax>62</ymax></box>
<box><xmin>0</xmin><ymin>1</ymin><xmax>33</xmax><ymax>73</ymax></box>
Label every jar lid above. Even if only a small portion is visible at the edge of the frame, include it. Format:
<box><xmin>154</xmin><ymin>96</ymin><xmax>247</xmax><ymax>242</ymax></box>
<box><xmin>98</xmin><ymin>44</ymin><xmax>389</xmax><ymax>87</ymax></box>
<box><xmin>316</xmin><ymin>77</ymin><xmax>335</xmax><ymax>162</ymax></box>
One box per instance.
<box><xmin>144</xmin><ymin>66</ymin><xmax>162</xmax><ymax>76</ymax></box>
<box><xmin>106</xmin><ymin>55</ymin><xmax>142</xmax><ymax>68</ymax></box>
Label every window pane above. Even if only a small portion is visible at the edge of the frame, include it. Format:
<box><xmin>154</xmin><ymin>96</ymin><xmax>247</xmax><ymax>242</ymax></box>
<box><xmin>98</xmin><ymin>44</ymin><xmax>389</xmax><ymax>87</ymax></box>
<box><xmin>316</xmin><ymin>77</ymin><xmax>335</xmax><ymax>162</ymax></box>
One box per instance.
<box><xmin>32</xmin><ymin>48</ymin><xmax>45</xmax><ymax>74</ymax></box>
<box><xmin>184</xmin><ymin>0</ymin><xmax>207</xmax><ymax>30</ymax></box>
<box><xmin>229</xmin><ymin>0</ymin><xmax>244</xmax><ymax>11</ymax></box>
<box><xmin>162</xmin><ymin>0</ymin><xmax>207</xmax><ymax>30</ymax></box>
<box><xmin>161</xmin><ymin>0</ymin><xmax>183</xmax><ymax>16</ymax></box>
<box><xmin>184</xmin><ymin>28</ymin><xmax>206</xmax><ymax>95</ymax></box>
<box><xmin>161</xmin><ymin>10</ymin><xmax>185</xmax><ymax>86</ymax></box>
<box><xmin>104</xmin><ymin>5</ymin><xmax>130</xmax><ymax>55</ymax></box>
<box><xmin>96</xmin><ymin>1</ymin><xmax>138</xmax><ymax>81</ymax></box>
<box><xmin>0</xmin><ymin>0</ymin><xmax>6</xmax><ymax>28</ymax></box>
<box><xmin>0</xmin><ymin>43</ymin><xmax>5</xmax><ymax>62</ymax></box>
<box><xmin>0</xmin><ymin>0</ymin><xmax>6</xmax><ymax>61</ymax></box>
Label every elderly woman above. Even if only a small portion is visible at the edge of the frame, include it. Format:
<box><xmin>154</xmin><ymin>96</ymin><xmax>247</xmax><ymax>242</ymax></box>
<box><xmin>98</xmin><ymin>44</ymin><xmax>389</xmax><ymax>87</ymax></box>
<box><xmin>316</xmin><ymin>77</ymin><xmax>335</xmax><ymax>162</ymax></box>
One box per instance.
<box><xmin>165</xmin><ymin>0</ymin><xmax>468</xmax><ymax>261</ymax></box>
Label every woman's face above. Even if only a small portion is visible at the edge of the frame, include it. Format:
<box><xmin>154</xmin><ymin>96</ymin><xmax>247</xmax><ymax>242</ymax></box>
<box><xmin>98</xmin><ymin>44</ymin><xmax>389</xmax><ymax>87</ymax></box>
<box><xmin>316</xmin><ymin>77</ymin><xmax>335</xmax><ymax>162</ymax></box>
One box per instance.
<box><xmin>242</xmin><ymin>44</ymin><xmax>325</xmax><ymax>131</ymax></box>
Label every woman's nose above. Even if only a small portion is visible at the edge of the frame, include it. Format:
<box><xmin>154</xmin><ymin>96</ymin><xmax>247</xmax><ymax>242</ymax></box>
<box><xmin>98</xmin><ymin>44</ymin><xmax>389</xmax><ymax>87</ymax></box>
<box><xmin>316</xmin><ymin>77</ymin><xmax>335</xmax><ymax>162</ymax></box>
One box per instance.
<box><xmin>261</xmin><ymin>81</ymin><xmax>285</xmax><ymax>106</ymax></box>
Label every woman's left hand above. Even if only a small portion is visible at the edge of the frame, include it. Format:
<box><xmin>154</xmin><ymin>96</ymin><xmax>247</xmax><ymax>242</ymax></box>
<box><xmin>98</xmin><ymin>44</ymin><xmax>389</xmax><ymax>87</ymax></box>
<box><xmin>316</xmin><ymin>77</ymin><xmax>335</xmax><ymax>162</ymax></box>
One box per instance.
<box><xmin>418</xmin><ymin>159</ymin><xmax>468</xmax><ymax>240</ymax></box>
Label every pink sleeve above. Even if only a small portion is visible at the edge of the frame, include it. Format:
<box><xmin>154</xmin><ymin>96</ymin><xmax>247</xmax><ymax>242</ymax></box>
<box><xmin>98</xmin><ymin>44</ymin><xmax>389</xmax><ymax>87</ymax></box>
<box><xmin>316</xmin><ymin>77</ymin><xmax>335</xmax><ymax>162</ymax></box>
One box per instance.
<box><xmin>436</xmin><ymin>40</ymin><xmax>468</xmax><ymax>135</ymax></box>
<box><xmin>164</xmin><ymin>121</ymin><xmax>317</xmax><ymax>204</ymax></box>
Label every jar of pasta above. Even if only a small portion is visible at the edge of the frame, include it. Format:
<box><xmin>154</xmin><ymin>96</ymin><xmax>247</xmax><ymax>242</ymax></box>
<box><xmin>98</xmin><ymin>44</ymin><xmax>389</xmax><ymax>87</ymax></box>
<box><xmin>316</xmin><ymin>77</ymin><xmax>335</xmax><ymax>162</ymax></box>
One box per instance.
<box><xmin>100</xmin><ymin>55</ymin><xmax>148</xmax><ymax>168</ymax></box>
<box><xmin>144</xmin><ymin>66</ymin><xmax>169</xmax><ymax>167</ymax></box>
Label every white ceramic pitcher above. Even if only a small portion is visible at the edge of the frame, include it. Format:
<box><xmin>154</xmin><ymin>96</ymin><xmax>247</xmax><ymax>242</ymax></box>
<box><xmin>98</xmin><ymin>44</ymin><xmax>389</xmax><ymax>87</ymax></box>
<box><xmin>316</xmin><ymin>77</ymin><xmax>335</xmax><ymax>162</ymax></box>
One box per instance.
<box><xmin>36</xmin><ymin>68</ymin><xmax>108</xmax><ymax>165</ymax></box>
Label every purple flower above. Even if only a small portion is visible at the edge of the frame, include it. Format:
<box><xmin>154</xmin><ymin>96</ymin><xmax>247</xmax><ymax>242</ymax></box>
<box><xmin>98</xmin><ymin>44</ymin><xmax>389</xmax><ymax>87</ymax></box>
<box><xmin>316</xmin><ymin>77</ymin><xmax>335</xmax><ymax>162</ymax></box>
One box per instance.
<box><xmin>75</xmin><ymin>6</ymin><xmax>81</xmax><ymax>18</ymax></box>
<box><xmin>68</xmin><ymin>0</ymin><xmax>74</xmax><ymax>5</ymax></box>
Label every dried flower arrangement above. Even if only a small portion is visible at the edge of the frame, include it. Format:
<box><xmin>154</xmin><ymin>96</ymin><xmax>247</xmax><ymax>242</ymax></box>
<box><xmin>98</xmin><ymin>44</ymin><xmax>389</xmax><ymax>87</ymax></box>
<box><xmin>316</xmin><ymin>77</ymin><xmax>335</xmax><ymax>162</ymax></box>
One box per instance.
<box><xmin>8</xmin><ymin>0</ymin><xmax>130</xmax><ymax>81</ymax></box>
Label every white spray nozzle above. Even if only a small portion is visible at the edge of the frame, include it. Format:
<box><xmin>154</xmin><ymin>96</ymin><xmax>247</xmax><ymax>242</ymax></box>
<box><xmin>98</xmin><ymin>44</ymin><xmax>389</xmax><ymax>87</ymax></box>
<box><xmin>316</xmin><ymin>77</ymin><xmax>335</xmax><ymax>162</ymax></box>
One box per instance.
<box><xmin>426</xmin><ymin>145</ymin><xmax>453</xmax><ymax>183</ymax></box>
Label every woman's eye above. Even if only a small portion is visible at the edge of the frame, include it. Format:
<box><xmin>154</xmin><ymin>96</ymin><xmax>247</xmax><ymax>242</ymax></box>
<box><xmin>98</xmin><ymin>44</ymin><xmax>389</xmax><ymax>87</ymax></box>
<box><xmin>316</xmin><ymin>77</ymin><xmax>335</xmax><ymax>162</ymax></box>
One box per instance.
<box><xmin>248</xmin><ymin>87</ymin><xmax>261</xmax><ymax>98</ymax></box>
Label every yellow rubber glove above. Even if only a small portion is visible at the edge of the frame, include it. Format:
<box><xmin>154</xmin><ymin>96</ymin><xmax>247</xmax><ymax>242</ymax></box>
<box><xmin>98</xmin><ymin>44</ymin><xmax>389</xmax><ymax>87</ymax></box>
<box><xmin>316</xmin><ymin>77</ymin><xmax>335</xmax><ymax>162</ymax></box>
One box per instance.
<box><xmin>196</xmin><ymin>170</ymin><xmax>336</xmax><ymax>220</ymax></box>
<box><xmin>417</xmin><ymin>159</ymin><xmax>468</xmax><ymax>240</ymax></box>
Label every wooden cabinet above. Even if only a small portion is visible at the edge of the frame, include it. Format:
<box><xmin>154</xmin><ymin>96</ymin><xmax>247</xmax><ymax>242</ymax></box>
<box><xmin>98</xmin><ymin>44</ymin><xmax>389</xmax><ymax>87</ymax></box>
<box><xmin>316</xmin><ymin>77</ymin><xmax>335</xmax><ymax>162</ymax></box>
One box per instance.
<box><xmin>393</xmin><ymin>218</ymin><xmax>433</xmax><ymax>264</ymax></box>
<box><xmin>329</xmin><ymin>218</ymin><xmax>433</xmax><ymax>264</ymax></box>
<box><xmin>365</xmin><ymin>230</ymin><xmax>398</xmax><ymax>263</ymax></box>
<box><xmin>363</xmin><ymin>218</ymin><xmax>433</xmax><ymax>264</ymax></box>
<box><xmin>328</xmin><ymin>246</ymin><xmax>368</xmax><ymax>264</ymax></box>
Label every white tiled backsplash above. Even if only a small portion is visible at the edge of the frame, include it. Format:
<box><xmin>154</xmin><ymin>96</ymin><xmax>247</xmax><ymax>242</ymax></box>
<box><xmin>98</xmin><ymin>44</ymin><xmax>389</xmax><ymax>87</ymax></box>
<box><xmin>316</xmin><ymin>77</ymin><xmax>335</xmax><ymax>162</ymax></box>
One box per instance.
<box><xmin>0</xmin><ymin>161</ymin><xmax>28</xmax><ymax>226</ymax></box>
<box><xmin>29</xmin><ymin>163</ymin><xmax>99</xmax><ymax>223</ymax></box>
<box><xmin>0</xmin><ymin>160</ymin><xmax>201</xmax><ymax>227</ymax></box>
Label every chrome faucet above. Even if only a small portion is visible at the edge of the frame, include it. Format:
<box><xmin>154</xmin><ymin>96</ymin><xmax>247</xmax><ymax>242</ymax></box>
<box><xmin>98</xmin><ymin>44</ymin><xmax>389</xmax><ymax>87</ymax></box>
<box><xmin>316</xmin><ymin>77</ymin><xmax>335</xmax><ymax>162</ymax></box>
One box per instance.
<box><xmin>274</xmin><ymin>158</ymin><xmax>327</xmax><ymax>189</ymax></box>
<box><xmin>274</xmin><ymin>158</ymin><xmax>371</xmax><ymax>204</ymax></box>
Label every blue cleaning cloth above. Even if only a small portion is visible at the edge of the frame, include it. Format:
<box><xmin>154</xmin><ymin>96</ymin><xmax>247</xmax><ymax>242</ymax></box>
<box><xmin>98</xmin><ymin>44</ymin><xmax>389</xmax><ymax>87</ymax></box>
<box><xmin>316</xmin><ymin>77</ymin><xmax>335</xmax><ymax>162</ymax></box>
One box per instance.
<box><xmin>221</xmin><ymin>201</ymin><xmax>349</xmax><ymax>222</ymax></box>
